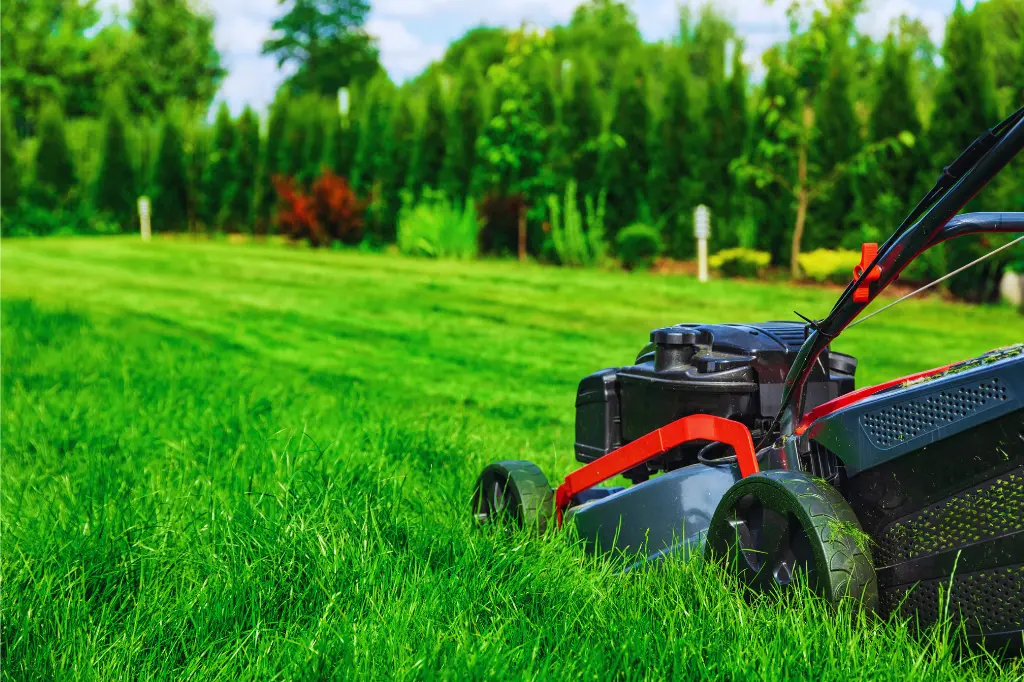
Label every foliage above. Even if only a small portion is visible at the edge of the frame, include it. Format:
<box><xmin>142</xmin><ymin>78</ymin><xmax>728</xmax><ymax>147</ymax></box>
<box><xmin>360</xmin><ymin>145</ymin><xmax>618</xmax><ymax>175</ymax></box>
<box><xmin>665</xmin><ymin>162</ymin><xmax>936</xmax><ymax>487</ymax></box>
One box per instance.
<box><xmin>228</xmin><ymin>107</ymin><xmax>261</xmax><ymax>231</ymax></box>
<box><xmin>201</xmin><ymin>103</ymin><xmax>238</xmax><ymax>230</ymax></box>
<box><xmin>1</xmin><ymin>98</ymin><xmax>19</xmax><ymax>213</ymax></box>
<box><xmin>313</xmin><ymin>170</ymin><xmax>366</xmax><ymax>245</ymax></box>
<box><xmin>262</xmin><ymin>0</ymin><xmax>380</xmax><ymax>96</ymax></box>
<box><xmin>0</xmin><ymin>0</ymin><xmax>222</xmax><ymax>121</ymax></box>
<box><xmin>151</xmin><ymin>117</ymin><xmax>190</xmax><ymax>232</ymax></box>
<box><xmin>407</xmin><ymin>74</ymin><xmax>449</xmax><ymax>199</ymax></box>
<box><xmin>351</xmin><ymin>73</ymin><xmax>396</xmax><ymax>194</ymax></box>
<box><xmin>125</xmin><ymin>0</ymin><xmax>225</xmax><ymax>116</ymax></box>
<box><xmin>601</xmin><ymin>52</ymin><xmax>651</xmax><ymax>233</ymax></box>
<box><xmin>477</xmin><ymin>194</ymin><xmax>527</xmax><ymax>256</ymax></box>
<box><xmin>545</xmin><ymin>180</ymin><xmax>606</xmax><ymax>267</ymax></box>
<box><xmin>273</xmin><ymin>170</ymin><xmax>366</xmax><ymax>247</ymax></box>
<box><xmin>709</xmin><ymin>248</ymin><xmax>772</xmax><ymax>278</ymax></box>
<box><xmin>1</xmin><ymin>201</ymin><xmax>120</xmax><ymax>237</ymax></box>
<box><xmin>93</xmin><ymin>90</ymin><xmax>136</xmax><ymax>227</ymax></box>
<box><xmin>796</xmin><ymin>248</ymin><xmax>861</xmax><ymax>283</ymax></box>
<box><xmin>256</xmin><ymin>96</ymin><xmax>290</xmax><ymax>232</ymax></box>
<box><xmin>397</xmin><ymin>190</ymin><xmax>482</xmax><ymax>259</ymax></box>
<box><xmin>615</xmin><ymin>222</ymin><xmax>663</xmax><ymax>270</ymax></box>
<box><xmin>558</xmin><ymin>53</ymin><xmax>603</xmax><ymax>207</ymax></box>
<box><xmin>440</xmin><ymin>55</ymin><xmax>487</xmax><ymax>203</ymax></box>
<box><xmin>32</xmin><ymin>100</ymin><xmax>76</xmax><ymax>204</ymax></box>
<box><xmin>374</xmin><ymin>89</ymin><xmax>417</xmax><ymax>243</ymax></box>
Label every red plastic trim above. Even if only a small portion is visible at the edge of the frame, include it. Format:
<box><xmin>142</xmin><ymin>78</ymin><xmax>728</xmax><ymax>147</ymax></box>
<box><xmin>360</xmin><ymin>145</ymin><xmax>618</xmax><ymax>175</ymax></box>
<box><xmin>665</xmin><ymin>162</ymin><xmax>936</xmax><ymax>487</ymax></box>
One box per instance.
<box><xmin>555</xmin><ymin>415</ymin><xmax>757</xmax><ymax>523</ymax></box>
<box><xmin>853</xmin><ymin>243</ymin><xmax>882</xmax><ymax>303</ymax></box>
<box><xmin>795</xmin><ymin>362</ymin><xmax>956</xmax><ymax>435</ymax></box>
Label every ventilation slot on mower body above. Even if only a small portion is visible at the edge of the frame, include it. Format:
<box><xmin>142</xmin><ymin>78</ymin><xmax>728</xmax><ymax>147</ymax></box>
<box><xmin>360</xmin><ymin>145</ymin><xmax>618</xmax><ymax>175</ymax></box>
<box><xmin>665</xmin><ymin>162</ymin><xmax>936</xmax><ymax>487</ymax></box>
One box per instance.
<box><xmin>860</xmin><ymin>378</ymin><xmax>1009</xmax><ymax>449</ymax></box>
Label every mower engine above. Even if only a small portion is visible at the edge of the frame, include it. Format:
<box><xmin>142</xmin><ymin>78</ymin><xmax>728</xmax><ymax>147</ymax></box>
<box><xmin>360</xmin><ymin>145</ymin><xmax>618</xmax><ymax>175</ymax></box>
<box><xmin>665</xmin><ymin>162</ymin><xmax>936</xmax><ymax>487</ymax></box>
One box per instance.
<box><xmin>575</xmin><ymin>322</ymin><xmax>857</xmax><ymax>481</ymax></box>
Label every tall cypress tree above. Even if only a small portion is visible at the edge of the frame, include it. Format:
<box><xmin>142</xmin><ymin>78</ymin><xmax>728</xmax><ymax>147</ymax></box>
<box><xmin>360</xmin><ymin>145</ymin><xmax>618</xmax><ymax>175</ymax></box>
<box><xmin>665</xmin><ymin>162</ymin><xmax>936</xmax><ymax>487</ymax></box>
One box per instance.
<box><xmin>94</xmin><ymin>91</ymin><xmax>137</xmax><ymax>227</ymax></box>
<box><xmin>33</xmin><ymin>100</ymin><xmax>76</xmax><ymax>204</ymax></box>
<box><xmin>867</xmin><ymin>34</ymin><xmax>924</xmax><ymax>231</ymax></box>
<box><xmin>151</xmin><ymin>117</ymin><xmax>189</xmax><ymax>232</ymax></box>
<box><xmin>559</xmin><ymin>53</ymin><xmax>602</xmax><ymax>205</ymax></box>
<box><xmin>601</xmin><ymin>52</ymin><xmax>651</xmax><ymax>232</ymax></box>
<box><xmin>229</xmin><ymin>106</ymin><xmax>260</xmax><ymax>231</ymax></box>
<box><xmin>2</xmin><ymin>98</ymin><xmax>21</xmax><ymax>213</ymax></box>
<box><xmin>351</xmin><ymin>73</ymin><xmax>395</xmax><ymax>195</ymax></box>
<box><xmin>257</xmin><ymin>96</ymin><xmax>288</xmax><ymax>232</ymax></box>
<box><xmin>407</xmin><ymin>74</ymin><xmax>448</xmax><ymax>198</ymax></box>
<box><xmin>440</xmin><ymin>54</ymin><xmax>486</xmax><ymax>203</ymax></box>
<box><xmin>377</xmin><ymin>89</ymin><xmax>417</xmax><ymax>242</ymax></box>
<box><xmin>201</xmin><ymin>102</ymin><xmax>238</xmax><ymax>229</ymax></box>
<box><xmin>648</xmin><ymin>52</ymin><xmax>702</xmax><ymax>255</ymax></box>
<box><xmin>928</xmin><ymin>2</ymin><xmax>1002</xmax><ymax>300</ymax></box>
<box><xmin>301</xmin><ymin>102</ymin><xmax>326</xmax><ymax>184</ymax></box>
<box><xmin>279</xmin><ymin>96</ymin><xmax>311</xmax><ymax>180</ymax></box>
<box><xmin>808</xmin><ymin>35</ymin><xmax>861</xmax><ymax>250</ymax></box>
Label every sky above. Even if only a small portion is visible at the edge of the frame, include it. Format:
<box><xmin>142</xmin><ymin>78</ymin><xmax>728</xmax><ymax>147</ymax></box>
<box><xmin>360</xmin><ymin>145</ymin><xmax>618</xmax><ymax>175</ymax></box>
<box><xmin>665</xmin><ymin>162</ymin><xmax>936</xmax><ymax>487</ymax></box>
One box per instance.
<box><xmin>138</xmin><ymin>0</ymin><xmax>968</xmax><ymax>115</ymax></box>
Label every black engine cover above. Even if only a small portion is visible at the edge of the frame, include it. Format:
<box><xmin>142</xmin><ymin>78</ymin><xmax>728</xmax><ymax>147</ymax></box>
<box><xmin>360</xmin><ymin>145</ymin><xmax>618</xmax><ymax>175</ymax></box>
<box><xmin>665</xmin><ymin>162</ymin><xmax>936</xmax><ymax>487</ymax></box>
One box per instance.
<box><xmin>574</xmin><ymin>321</ymin><xmax>857</xmax><ymax>471</ymax></box>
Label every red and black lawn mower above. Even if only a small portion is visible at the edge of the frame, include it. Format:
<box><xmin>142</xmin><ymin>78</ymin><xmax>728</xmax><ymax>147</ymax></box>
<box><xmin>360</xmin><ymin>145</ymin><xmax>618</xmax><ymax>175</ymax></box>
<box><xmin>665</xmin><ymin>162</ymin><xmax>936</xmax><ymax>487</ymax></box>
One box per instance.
<box><xmin>473</xmin><ymin>106</ymin><xmax>1024</xmax><ymax>652</ymax></box>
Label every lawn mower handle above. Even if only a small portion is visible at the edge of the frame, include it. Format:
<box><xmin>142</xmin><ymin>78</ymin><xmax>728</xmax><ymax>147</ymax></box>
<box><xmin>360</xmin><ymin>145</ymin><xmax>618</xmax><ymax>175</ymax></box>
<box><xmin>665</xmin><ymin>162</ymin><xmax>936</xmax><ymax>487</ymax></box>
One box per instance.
<box><xmin>776</xmin><ymin>113</ymin><xmax>1024</xmax><ymax>454</ymax></box>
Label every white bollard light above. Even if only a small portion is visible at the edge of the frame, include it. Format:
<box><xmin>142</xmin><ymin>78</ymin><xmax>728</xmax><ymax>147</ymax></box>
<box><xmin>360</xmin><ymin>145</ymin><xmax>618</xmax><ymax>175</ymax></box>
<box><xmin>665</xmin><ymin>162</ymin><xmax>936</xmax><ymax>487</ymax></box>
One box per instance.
<box><xmin>694</xmin><ymin>204</ymin><xmax>710</xmax><ymax>283</ymax></box>
<box><xmin>138</xmin><ymin>196</ymin><xmax>152</xmax><ymax>242</ymax></box>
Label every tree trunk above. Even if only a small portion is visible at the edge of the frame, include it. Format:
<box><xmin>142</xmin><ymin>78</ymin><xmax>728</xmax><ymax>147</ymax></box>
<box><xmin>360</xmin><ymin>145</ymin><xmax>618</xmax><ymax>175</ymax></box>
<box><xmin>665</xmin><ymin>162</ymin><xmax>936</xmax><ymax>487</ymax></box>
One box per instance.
<box><xmin>518</xmin><ymin>202</ymin><xmax>527</xmax><ymax>262</ymax></box>
<box><xmin>790</xmin><ymin>104</ymin><xmax>813</xmax><ymax>279</ymax></box>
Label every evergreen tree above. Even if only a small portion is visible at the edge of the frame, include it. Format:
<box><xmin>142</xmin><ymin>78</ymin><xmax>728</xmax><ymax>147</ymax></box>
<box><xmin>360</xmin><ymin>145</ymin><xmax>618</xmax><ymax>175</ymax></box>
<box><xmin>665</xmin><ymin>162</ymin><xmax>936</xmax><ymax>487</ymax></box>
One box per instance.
<box><xmin>186</xmin><ymin>124</ymin><xmax>209</xmax><ymax>232</ymax></box>
<box><xmin>151</xmin><ymin>117</ymin><xmax>189</xmax><ymax>232</ymax></box>
<box><xmin>1</xmin><ymin>98</ymin><xmax>21</xmax><ymax>212</ymax></box>
<box><xmin>257</xmin><ymin>96</ymin><xmax>288</xmax><ymax>232</ymax></box>
<box><xmin>279</xmin><ymin>96</ymin><xmax>312</xmax><ymax>179</ymax></box>
<box><xmin>928</xmin><ymin>2</ymin><xmax>997</xmax><ymax>170</ymax></box>
<box><xmin>601</xmin><ymin>52</ymin><xmax>651</xmax><ymax>233</ymax></box>
<box><xmin>201</xmin><ymin>102</ymin><xmax>238</xmax><ymax>229</ymax></box>
<box><xmin>94</xmin><ymin>91</ymin><xmax>137</xmax><ymax>226</ymax></box>
<box><xmin>559</xmin><ymin>53</ymin><xmax>602</xmax><ymax>205</ymax></box>
<box><xmin>927</xmin><ymin>2</ymin><xmax>1002</xmax><ymax>299</ymax></box>
<box><xmin>376</xmin><ymin>88</ymin><xmax>418</xmax><ymax>242</ymax></box>
<box><xmin>808</xmin><ymin>33</ymin><xmax>861</xmax><ymax>250</ymax></box>
<box><xmin>351</xmin><ymin>73</ymin><xmax>395</xmax><ymax>194</ymax></box>
<box><xmin>648</xmin><ymin>53</ymin><xmax>701</xmax><ymax>256</ymax></box>
<box><xmin>323</xmin><ymin>105</ymin><xmax>345</xmax><ymax>175</ymax></box>
<box><xmin>745</xmin><ymin>48</ymin><xmax>798</xmax><ymax>264</ymax></box>
<box><xmin>867</xmin><ymin>34</ymin><xmax>924</xmax><ymax>233</ymax></box>
<box><xmin>228</xmin><ymin>106</ymin><xmax>260</xmax><ymax>231</ymax></box>
<box><xmin>407</xmin><ymin>74</ymin><xmax>448</xmax><ymax>198</ymax></box>
<box><xmin>33</xmin><ymin>99</ymin><xmax>76</xmax><ymax>204</ymax></box>
<box><xmin>300</xmin><ymin>102</ymin><xmax>326</xmax><ymax>184</ymax></box>
<box><xmin>440</xmin><ymin>54</ymin><xmax>487</xmax><ymax>202</ymax></box>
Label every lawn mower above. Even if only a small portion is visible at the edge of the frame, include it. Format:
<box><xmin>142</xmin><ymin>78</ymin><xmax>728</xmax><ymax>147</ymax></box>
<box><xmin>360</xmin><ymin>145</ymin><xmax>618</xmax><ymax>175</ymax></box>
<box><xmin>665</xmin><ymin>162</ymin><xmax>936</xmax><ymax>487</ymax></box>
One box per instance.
<box><xmin>472</xmin><ymin>106</ymin><xmax>1024</xmax><ymax>652</ymax></box>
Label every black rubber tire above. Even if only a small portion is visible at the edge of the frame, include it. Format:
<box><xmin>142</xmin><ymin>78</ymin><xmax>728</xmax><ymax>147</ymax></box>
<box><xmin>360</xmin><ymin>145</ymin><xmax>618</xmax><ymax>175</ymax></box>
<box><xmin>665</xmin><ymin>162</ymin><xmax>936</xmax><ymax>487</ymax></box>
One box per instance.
<box><xmin>471</xmin><ymin>460</ymin><xmax>555</xmax><ymax>534</ymax></box>
<box><xmin>706</xmin><ymin>470</ymin><xmax>878</xmax><ymax>611</ymax></box>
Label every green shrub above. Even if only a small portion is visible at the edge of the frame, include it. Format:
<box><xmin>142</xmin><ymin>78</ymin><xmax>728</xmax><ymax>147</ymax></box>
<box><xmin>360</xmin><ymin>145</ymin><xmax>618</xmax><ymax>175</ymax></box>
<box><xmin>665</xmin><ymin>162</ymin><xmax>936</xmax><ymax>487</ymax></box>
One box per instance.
<box><xmin>546</xmin><ymin>180</ymin><xmax>607</xmax><ymax>267</ymax></box>
<box><xmin>2</xmin><ymin>203</ymin><xmax>120</xmax><ymax>237</ymax></box>
<box><xmin>797</xmin><ymin>248</ymin><xmax>861</xmax><ymax>284</ymax></box>
<box><xmin>397</xmin><ymin>190</ymin><xmax>482</xmax><ymax>259</ymax></box>
<box><xmin>709</xmin><ymin>248</ymin><xmax>772</xmax><ymax>278</ymax></box>
<box><xmin>615</xmin><ymin>223</ymin><xmax>663</xmax><ymax>270</ymax></box>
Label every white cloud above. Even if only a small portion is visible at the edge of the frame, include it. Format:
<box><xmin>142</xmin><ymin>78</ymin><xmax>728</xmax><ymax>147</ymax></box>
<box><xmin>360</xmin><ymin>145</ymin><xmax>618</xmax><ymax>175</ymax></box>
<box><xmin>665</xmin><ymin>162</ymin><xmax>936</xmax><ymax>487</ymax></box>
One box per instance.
<box><xmin>366</xmin><ymin>17</ymin><xmax>446</xmax><ymax>81</ymax></box>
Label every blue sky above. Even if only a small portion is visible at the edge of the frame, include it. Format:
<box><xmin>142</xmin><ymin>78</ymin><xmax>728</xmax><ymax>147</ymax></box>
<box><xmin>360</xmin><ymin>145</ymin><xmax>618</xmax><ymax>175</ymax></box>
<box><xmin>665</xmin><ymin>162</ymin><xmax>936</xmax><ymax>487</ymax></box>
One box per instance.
<box><xmin>124</xmin><ymin>0</ymin><xmax>967</xmax><ymax>114</ymax></box>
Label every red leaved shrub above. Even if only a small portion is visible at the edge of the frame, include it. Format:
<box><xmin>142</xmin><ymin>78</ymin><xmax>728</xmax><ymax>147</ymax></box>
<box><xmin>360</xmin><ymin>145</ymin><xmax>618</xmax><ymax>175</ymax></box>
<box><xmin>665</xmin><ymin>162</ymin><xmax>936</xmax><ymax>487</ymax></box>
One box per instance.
<box><xmin>312</xmin><ymin>171</ymin><xmax>365</xmax><ymax>245</ymax></box>
<box><xmin>273</xmin><ymin>171</ymin><xmax>366</xmax><ymax>247</ymax></box>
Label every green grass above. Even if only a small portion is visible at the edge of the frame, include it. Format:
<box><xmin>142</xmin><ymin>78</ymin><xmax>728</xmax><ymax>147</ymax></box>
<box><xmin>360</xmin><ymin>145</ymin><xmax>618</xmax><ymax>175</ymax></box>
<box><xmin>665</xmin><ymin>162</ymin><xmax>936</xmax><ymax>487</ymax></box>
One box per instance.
<box><xmin>2</xmin><ymin>236</ymin><xmax>1021</xmax><ymax>681</ymax></box>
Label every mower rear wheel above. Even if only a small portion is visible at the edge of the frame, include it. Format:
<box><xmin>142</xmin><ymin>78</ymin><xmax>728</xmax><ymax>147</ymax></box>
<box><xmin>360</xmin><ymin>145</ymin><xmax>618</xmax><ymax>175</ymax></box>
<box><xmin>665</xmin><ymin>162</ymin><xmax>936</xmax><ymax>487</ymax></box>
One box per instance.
<box><xmin>706</xmin><ymin>470</ymin><xmax>878</xmax><ymax>611</ymax></box>
<box><xmin>472</xmin><ymin>460</ymin><xmax>555</xmax><ymax>534</ymax></box>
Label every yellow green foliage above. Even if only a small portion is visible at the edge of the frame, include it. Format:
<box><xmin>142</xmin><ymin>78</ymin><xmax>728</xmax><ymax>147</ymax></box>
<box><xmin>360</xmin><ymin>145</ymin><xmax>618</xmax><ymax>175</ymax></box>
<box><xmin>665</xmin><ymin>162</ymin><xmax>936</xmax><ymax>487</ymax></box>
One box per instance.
<box><xmin>708</xmin><ymin>248</ymin><xmax>771</xmax><ymax>278</ymax></box>
<box><xmin>798</xmin><ymin>249</ymin><xmax>861</xmax><ymax>283</ymax></box>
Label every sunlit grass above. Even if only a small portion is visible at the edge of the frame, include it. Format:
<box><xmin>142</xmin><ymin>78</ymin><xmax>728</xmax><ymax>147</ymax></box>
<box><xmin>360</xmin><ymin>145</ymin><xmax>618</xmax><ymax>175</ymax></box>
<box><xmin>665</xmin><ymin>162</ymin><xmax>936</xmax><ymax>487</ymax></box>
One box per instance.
<box><xmin>2</xmin><ymin>236</ymin><xmax>1021</xmax><ymax>680</ymax></box>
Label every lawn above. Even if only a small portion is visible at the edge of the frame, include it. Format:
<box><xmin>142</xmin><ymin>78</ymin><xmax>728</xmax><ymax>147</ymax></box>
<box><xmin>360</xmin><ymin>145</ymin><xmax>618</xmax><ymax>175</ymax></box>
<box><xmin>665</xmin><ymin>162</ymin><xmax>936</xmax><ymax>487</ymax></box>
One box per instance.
<box><xmin>2</xmin><ymin>236</ymin><xmax>1022</xmax><ymax>681</ymax></box>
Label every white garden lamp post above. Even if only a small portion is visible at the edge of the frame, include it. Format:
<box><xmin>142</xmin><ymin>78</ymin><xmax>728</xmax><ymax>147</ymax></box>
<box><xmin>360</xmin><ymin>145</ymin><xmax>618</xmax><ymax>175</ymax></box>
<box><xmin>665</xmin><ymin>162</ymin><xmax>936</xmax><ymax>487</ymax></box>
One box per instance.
<box><xmin>138</xmin><ymin>196</ymin><xmax>152</xmax><ymax>242</ymax></box>
<box><xmin>694</xmin><ymin>204</ymin><xmax>710</xmax><ymax>283</ymax></box>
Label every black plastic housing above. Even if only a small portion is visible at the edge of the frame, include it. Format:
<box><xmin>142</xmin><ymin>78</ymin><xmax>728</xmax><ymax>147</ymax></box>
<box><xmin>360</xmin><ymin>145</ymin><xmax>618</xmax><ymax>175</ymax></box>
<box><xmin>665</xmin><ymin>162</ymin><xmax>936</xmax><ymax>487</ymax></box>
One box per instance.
<box><xmin>574</xmin><ymin>322</ymin><xmax>857</xmax><ymax>473</ymax></box>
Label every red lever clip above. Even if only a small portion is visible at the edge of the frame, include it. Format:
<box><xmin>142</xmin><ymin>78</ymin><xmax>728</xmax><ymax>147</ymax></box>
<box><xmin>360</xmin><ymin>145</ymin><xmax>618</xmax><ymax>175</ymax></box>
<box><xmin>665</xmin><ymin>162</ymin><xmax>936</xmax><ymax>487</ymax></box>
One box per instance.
<box><xmin>852</xmin><ymin>243</ymin><xmax>881</xmax><ymax>303</ymax></box>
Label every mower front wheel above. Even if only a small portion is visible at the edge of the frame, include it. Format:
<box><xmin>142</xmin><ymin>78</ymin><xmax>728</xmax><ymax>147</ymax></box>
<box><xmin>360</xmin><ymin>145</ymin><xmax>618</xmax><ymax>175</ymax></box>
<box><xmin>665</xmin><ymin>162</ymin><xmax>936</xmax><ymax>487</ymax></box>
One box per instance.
<box><xmin>472</xmin><ymin>460</ymin><xmax>555</xmax><ymax>534</ymax></box>
<box><xmin>706</xmin><ymin>470</ymin><xmax>878</xmax><ymax>611</ymax></box>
